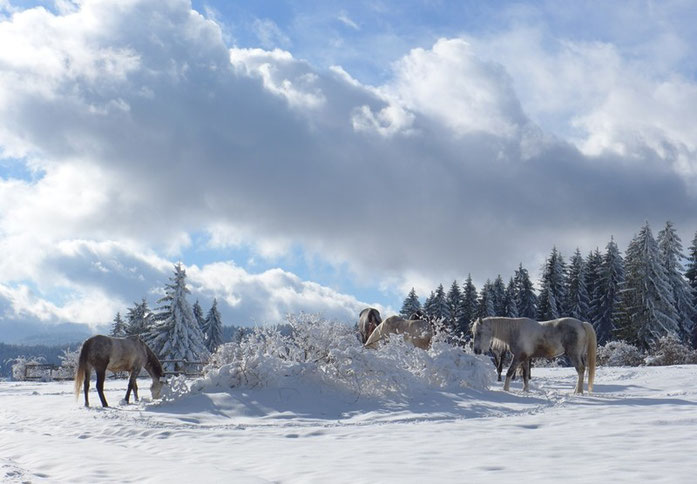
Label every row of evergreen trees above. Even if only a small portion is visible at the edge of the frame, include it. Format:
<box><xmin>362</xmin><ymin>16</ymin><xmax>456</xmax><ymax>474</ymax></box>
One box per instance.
<box><xmin>400</xmin><ymin>221</ymin><xmax>697</xmax><ymax>350</ymax></box>
<box><xmin>110</xmin><ymin>263</ymin><xmax>223</xmax><ymax>368</ymax></box>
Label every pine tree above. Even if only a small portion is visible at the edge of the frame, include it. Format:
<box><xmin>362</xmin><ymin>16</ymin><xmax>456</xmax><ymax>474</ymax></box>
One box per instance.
<box><xmin>432</xmin><ymin>284</ymin><xmax>449</xmax><ymax>322</ymax></box>
<box><xmin>503</xmin><ymin>278</ymin><xmax>519</xmax><ymax>317</ymax></box>
<box><xmin>202</xmin><ymin>298</ymin><xmax>224</xmax><ymax>354</ymax></box>
<box><xmin>459</xmin><ymin>275</ymin><xmax>478</xmax><ymax>335</ymax></box>
<box><xmin>423</xmin><ymin>291</ymin><xmax>436</xmax><ymax>320</ymax></box>
<box><xmin>617</xmin><ymin>222</ymin><xmax>679</xmax><ymax>349</ymax></box>
<box><xmin>125</xmin><ymin>298</ymin><xmax>152</xmax><ymax>338</ymax></box>
<box><xmin>400</xmin><ymin>288</ymin><xmax>422</xmax><ymax>319</ymax></box>
<box><xmin>147</xmin><ymin>263</ymin><xmax>209</xmax><ymax>370</ymax></box>
<box><xmin>514</xmin><ymin>264</ymin><xmax>537</xmax><ymax>319</ymax></box>
<box><xmin>565</xmin><ymin>248</ymin><xmax>590</xmax><ymax>320</ymax></box>
<box><xmin>478</xmin><ymin>280</ymin><xmax>495</xmax><ymax>318</ymax></box>
<box><xmin>594</xmin><ymin>237</ymin><xmax>624</xmax><ymax>345</ymax></box>
<box><xmin>492</xmin><ymin>275</ymin><xmax>507</xmax><ymax>316</ymax></box>
<box><xmin>537</xmin><ymin>247</ymin><xmax>567</xmax><ymax>320</ymax></box>
<box><xmin>657</xmin><ymin>221</ymin><xmax>696</xmax><ymax>344</ymax></box>
<box><xmin>585</xmin><ymin>248</ymin><xmax>604</xmax><ymax>328</ymax></box>
<box><xmin>686</xmin><ymin>231</ymin><xmax>697</xmax><ymax>345</ymax></box>
<box><xmin>193</xmin><ymin>300</ymin><xmax>205</xmax><ymax>333</ymax></box>
<box><xmin>110</xmin><ymin>312</ymin><xmax>127</xmax><ymax>337</ymax></box>
<box><xmin>446</xmin><ymin>281</ymin><xmax>463</xmax><ymax>332</ymax></box>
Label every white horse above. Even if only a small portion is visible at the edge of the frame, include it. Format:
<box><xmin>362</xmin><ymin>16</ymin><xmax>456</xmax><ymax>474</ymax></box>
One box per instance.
<box><xmin>490</xmin><ymin>339</ymin><xmax>530</xmax><ymax>382</ymax></box>
<box><xmin>364</xmin><ymin>315</ymin><xmax>433</xmax><ymax>350</ymax></box>
<box><xmin>472</xmin><ymin>317</ymin><xmax>596</xmax><ymax>393</ymax></box>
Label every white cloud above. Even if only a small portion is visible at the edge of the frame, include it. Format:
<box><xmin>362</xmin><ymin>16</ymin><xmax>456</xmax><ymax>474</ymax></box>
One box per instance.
<box><xmin>0</xmin><ymin>0</ymin><xmax>696</xmax><ymax>336</ymax></box>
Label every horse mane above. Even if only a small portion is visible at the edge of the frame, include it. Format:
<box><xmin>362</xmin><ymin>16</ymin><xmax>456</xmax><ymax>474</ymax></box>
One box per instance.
<box><xmin>140</xmin><ymin>340</ymin><xmax>164</xmax><ymax>378</ymax></box>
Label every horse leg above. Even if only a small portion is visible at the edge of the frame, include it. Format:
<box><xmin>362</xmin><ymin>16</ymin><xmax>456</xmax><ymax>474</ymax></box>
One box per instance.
<box><xmin>96</xmin><ymin>368</ymin><xmax>108</xmax><ymax>407</ymax></box>
<box><xmin>521</xmin><ymin>357</ymin><xmax>530</xmax><ymax>392</ymax></box>
<box><xmin>125</xmin><ymin>370</ymin><xmax>137</xmax><ymax>404</ymax></box>
<box><xmin>568</xmin><ymin>353</ymin><xmax>585</xmax><ymax>394</ymax></box>
<box><xmin>503</xmin><ymin>354</ymin><xmax>524</xmax><ymax>392</ymax></box>
<box><xmin>83</xmin><ymin>368</ymin><xmax>90</xmax><ymax>407</ymax></box>
<box><xmin>493</xmin><ymin>352</ymin><xmax>503</xmax><ymax>382</ymax></box>
<box><xmin>133</xmin><ymin>379</ymin><xmax>139</xmax><ymax>402</ymax></box>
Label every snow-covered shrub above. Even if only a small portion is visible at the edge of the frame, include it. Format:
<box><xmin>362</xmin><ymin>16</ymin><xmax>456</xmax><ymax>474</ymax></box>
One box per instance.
<box><xmin>9</xmin><ymin>356</ymin><xmax>46</xmax><ymax>381</ymax></box>
<box><xmin>166</xmin><ymin>313</ymin><xmax>493</xmax><ymax>401</ymax></box>
<box><xmin>645</xmin><ymin>335</ymin><xmax>697</xmax><ymax>366</ymax></box>
<box><xmin>597</xmin><ymin>340</ymin><xmax>644</xmax><ymax>367</ymax></box>
<box><xmin>55</xmin><ymin>348</ymin><xmax>80</xmax><ymax>379</ymax></box>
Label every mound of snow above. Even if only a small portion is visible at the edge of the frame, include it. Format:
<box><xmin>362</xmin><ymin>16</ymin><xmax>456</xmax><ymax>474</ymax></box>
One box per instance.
<box><xmin>161</xmin><ymin>314</ymin><xmax>493</xmax><ymax>407</ymax></box>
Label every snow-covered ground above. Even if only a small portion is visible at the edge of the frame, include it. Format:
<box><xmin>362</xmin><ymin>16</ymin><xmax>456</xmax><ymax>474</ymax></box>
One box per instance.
<box><xmin>2</xmin><ymin>365</ymin><xmax>697</xmax><ymax>483</ymax></box>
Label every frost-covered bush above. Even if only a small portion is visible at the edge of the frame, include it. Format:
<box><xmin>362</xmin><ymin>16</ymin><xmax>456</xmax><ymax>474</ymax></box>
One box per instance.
<box><xmin>167</xmin><ymin>313</ymin><xmax>492</xmax><ymax>401</ymax></box>
<box><xmin>9</xmin><ymin>356</ymin><xmax>46</xmax><ymax>381</ymax></box>
<box><xmin>645</xmin><ymin>335</ymin><xmax>697</xmax><ymax>366</ymax></box>
<box><xmin>55</xmin><ymin>348</ymin><xmax>80</xmax><ymax>379</ymax></box>
<box><xmin>597</xmin><ymin>340</ymin><xmax>644</xmax><ymax>367</ymax></box>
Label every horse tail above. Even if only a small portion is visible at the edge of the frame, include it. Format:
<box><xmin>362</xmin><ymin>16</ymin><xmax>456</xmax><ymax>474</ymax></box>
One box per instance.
<box><xmin>582</xmin><ymin>322</ymin><xmax>597</xmax><ymax>393</ymax></box>
<box><xmin>74</xmin><ymin>340</ymin><xmax>90</xmax><ymax>399</ymax></box>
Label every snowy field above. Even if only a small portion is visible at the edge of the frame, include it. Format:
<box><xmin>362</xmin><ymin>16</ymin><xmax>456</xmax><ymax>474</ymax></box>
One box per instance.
<box><xmin>2</xmin><ymin>365</ymin><xmax>697</xmax><ymax>483</ymax></box>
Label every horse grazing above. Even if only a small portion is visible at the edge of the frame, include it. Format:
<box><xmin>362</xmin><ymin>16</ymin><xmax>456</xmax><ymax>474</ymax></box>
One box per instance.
<box><xmin>472</xmin><ymin>317</ymin><xmax>596</xmax><ymax>394</ymax></box>
<box><xmin>74</xmin><ymin>335</ymin><xmax>166</xmax><ymax>407</ymax></box>
<box><xmin>364</xmin><ymin>315</ymin><xmax>433</xmax><ymax>350</ymax></box>
<box><xmin>490</xmin><ymin>340</ymin><xmax>531</xmax><ymax>382</ymax></box>
<box><xmin>358</xmin><ymin>308</ymin><xmax>382</xmax><ymax>344</ymax></box>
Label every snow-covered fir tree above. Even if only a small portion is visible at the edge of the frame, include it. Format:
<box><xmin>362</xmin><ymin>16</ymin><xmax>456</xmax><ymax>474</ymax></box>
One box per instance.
<box><xmin>431</xmin><ymin>284</ymin><xmax>449</xmax><ymax>322</ymax></box>
<box><xmin>537</xmin><ymin>247</ymin><xmax>567</xmax><ymax>320</ymax></box>
<box><xmin>585</xmin><ymin>248</ymin><xmax>604</xmax><ymax>328</ymax></box>
<box><xmin>593</xmin><ymin>237</ymin><xmax>624</xmax><ymax>345</ymax></box>
<box><xmin>478</xmin><ymin>280</ymin><xmax>495</xmax><ymax>318</ymax></box>
<box><xmin>565</xmin><ymin>248</ymin><xmax>590</xmax><ymax>320</ymax></box>
<box><xmin>110</xmin><ymin>312</ymin><xmax>127</xmax><ymax>337</ymax></box>
<box><xmin>514</xmin><ymin>264</ymin><xmax>537</xmax><ymax>318</ymax></box>
<box><xmin>202</xmin><ymin>298</ymin><xmax>224</xmax><ymax>354</ymax></box>
<box><xmin>423</xmin><ymin>291</ymin><xmax>435</xmax><ymax>320</ymax></box>
<box><xmin>399</xmin><ymin>288</ymin><xmax>422</xmax><ymax>319</ymax></box>
<box><xmin>147</xmin><ymin>263</ymin><xmax>209</xmax><ymax>370</ymax></box>
<box><xmin>492</xmin><ymin>275</ymin><xmax>507</xmax><ymax>316</ymax></box>
<box><xmin>125</xmin><ymin>298</ymin><xmax>152</xmax><ymax>338</ymax></box>
<box><xmin>503</xmin><ymin>278</ymin><xmax>519</xmax><ymax>317</ymax></box>
<box><xmin>192</xmin><ymin>300</ymin><xmax>206</xmax><ymax>333</ymax></box>
<box><xmin>445</xmin><ymin>281</ymin><xmax>463</xmax><ymax>331</ymax></box>
<box><xmin>617</xmin><ymin>222</ymin><xmax>679</xmax><ymax>349</ymax></box>
<box><xmin>459</xmin><ymin>275</ymin><xmax>478</xmax><ymax>335</ymax></box>
<box><xmin>657</xmin><ymin>221</ymin><xmax>696</xmax><ymax>344</ymax></box>
<box><xmin>686</xmin><ymin>231</ymin><xmax>697</xmax><ymax>345</ymax></box>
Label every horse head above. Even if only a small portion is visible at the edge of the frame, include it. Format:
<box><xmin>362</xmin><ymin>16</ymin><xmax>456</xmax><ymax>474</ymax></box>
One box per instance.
<box><xmin>150</xmin><ymin>377</ymin><xmax>167</xmax><ymax>400</ymax></box>
<box><xmin>472</xmin><ymin>317</ymin><xmax>492</xmax><ymax>355</ymax></box>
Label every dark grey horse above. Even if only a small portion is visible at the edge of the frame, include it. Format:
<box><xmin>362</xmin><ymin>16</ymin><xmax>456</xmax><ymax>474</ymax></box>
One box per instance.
<box><xmin>74</xmin><ymin>335</ymin><xmax>165</xmax><ymax>407</ymax></box>
<box><xmin>358</xmin><ymin>308</ymin><xmax>382</xmax><ymax>344</ymax></box>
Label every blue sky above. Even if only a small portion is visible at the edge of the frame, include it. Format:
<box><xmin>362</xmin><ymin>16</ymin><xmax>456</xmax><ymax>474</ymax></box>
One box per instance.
<box><xmin>1</xmin><ymin>0</ymin><xmax>697</xmax><ymax>342</ymax></box>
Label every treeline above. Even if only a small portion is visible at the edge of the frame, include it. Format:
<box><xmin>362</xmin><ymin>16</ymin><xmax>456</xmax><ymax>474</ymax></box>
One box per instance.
<box><xmin>400</xmin><ymin>221</ymin><xmax>697</xmax><ymax>351</ymax></box>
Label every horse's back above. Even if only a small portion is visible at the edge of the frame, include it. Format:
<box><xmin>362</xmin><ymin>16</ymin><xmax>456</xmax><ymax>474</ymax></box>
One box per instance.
<box><xmin>366</xmin><ymin>316</ymin><xmax>432</xmax><ymax>349</ymax></box>
<box><xmin>82</xmin><ymin>335</ymin><xmax>144</xmax><ymax>371</ymax></box>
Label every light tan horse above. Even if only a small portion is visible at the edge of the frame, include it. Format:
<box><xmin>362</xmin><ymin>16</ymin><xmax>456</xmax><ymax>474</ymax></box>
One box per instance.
<box><xmin>364</xmin><ymin>315</ymin><xmax>433</xmax><ymax>350</ymax></box>
<box><xmin>472</xmin><ymin>317</ymin><xmax>596</xmax><ymax>394</ymax></box>
<box><xmin>74</xmin><ymin>335</ymin><xmax>165</xmax><ymax>407</ymax></box>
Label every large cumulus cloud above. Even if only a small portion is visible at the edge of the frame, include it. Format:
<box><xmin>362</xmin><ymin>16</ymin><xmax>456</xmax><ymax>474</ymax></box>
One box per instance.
<box><xmin>0</xmin><ymin>0</ymin><xmax>696</xmax><ymax>332</ymax></box>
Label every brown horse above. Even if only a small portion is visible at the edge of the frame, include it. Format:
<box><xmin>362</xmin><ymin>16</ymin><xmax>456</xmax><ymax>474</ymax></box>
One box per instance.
<box><xmin>74</xmin><ymin>335</ymin><xmax>165</xmax><ymax>407</ymax></box>
<box><xmin>358</xmin><ymin>308</ymin><xmax>382</xmax><ymax>344</ymax></box>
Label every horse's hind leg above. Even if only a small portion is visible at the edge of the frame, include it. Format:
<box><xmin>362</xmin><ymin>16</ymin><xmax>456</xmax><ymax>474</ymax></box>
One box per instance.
<box><xmin>568</xmin><ymin>353</ymin><xmax>585</xmax><ymax>394</ymax></box>
<box><xmin>83</xmin><ymin>368</ymin><xmax>90</xmax><ymax>407</ymax></box>
<box><xmin>96</xmin><ymin>368</ymin><xmax>108</xmax><ymax>407</ymax></box>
